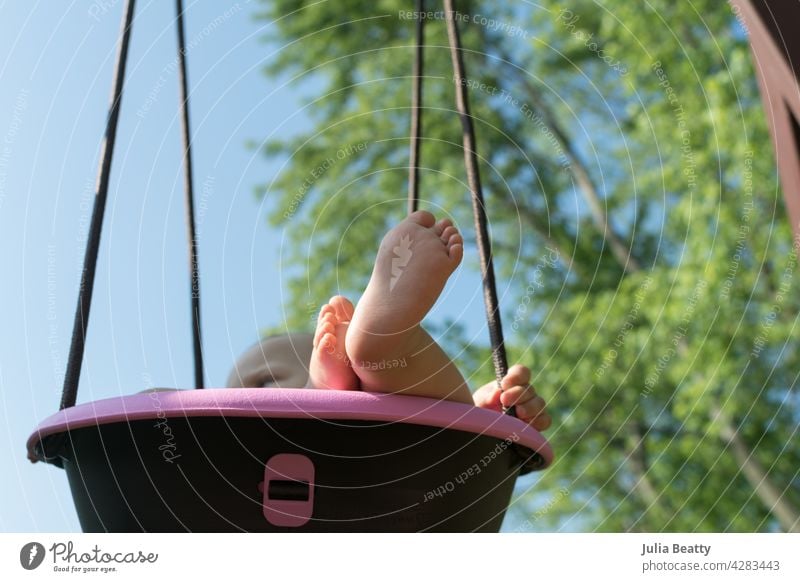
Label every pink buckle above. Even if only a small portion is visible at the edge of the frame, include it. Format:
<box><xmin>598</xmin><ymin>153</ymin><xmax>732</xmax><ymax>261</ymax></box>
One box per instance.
<box><xmin>259</xmin><ymin>454</ymin><xmax>315</xmax><ymax>527</ymax></box>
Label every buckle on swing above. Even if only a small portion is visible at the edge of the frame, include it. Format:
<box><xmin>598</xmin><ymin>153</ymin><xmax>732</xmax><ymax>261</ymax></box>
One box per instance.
<box><xmin>258</xmin><ymin>454</ymin><xmax>315</xmax><ymax>527</ymax></box>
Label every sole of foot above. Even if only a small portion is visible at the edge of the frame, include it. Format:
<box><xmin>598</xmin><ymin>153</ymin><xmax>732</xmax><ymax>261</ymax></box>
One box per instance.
<box><xmin>346</xmin><ymin>210</ymin><xmax>463</xmax><ymax>367</ymax></box>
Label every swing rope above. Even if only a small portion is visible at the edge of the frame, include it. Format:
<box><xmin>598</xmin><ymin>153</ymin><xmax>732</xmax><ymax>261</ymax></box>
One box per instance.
<box><xmin>60</xmin><ymin>0</ymin><xmax>507</xmax><ymax>413</ymax></box>
<box><xmin>407</xmin><ymin>0</ymin><xmax>425</xmax><ymax>214</ymax></box>
<box><xmin>60</xmin><ymin>0</ymin><xmax>205</xmax><ymax>408</ymax></box>
<box><xmin>60</xmin><ymin>0</ymin><xmax>137</xmax><ymax>410</ymax></box>
<box><xmin>176</xmin><ymin>0</ymin><xmax>205</xmax><ymax>388</ymax></box>
<box><xmin>442</xmin><ymin>0</ymin><xmax>512</xmax><ymax>407</ymax></box>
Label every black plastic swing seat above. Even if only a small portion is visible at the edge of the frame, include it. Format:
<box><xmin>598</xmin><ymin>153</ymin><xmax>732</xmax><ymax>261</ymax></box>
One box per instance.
<box><xmin>27</xmin><ymin>388</ymin><xmax>553</xmax><ymax>532</ymax></box>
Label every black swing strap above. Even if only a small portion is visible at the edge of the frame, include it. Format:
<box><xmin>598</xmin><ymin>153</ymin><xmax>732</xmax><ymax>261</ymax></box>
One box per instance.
<box><xmin>407</xmin><ymin>0</ymin><xmax>425</xmax><ymax>214</ymax></box>
<box><xmin>60</xmin><ymin>0</ymin><xmax>137</xmax><ymax>410</ymax></box>
<box><xmin>60</xmin><ymin>0</ymin><xmax>205</xmax><ymax>409</ymax></box>
<box><xmin>176</xmin><ymin>0</ymin><xmax>205</xmax><ymax>388</ymax></box>
<box><xmin>443</xmin><ymin>0</ymin><xmax>511</xmax><ymax>401</ymax></box>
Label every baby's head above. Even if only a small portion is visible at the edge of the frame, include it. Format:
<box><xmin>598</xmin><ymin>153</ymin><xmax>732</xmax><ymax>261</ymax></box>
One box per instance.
<box><xmin>226</xmin><ymin>332</ymin><xmax>314</xmax><ymax>388</ymax></box>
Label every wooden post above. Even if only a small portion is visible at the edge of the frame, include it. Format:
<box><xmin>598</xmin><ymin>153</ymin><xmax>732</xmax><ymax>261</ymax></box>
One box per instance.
<box><xmin>730</xmin><ymin>0</ymin><xmax>800</xmax><ymax>240</ymax></box>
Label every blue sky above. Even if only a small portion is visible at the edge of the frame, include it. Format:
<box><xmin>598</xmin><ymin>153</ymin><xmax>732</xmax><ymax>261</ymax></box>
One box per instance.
<box><xmin>0</xmin><ymin>0</ymin><xmax>323</xmax><ymax>531</ymax></box>
<box><xmin>0</xmin><ymin>1</ymin><xmax>531</xmax><ymax>532</ymax></box>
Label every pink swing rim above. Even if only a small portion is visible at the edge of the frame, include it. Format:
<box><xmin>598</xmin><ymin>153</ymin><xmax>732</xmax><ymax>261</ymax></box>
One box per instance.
<box><xmin>27</xmin><ymin>387</ymin><xmax>553</xmax><ymax>467</ymax></box>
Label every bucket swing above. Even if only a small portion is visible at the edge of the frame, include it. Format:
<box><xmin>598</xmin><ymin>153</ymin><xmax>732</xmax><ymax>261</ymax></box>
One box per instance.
<box><xmin>27</xmin><ymin>0</ymin><xmax>553</xmax><ymax>532</ymax></box>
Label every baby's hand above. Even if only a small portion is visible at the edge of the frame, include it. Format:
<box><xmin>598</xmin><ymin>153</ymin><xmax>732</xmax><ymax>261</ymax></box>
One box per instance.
<box><xmin>472</xmin><ymin>364</ymin><xmax>551</xmax><ymax>431</ymax></box>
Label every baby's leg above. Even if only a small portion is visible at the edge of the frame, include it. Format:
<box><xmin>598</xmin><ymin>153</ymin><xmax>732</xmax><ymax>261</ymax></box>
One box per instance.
<box><xmin>346</xmin><ymin>211</ymin><xmax>473</xmax><ymax>404</ymax></box>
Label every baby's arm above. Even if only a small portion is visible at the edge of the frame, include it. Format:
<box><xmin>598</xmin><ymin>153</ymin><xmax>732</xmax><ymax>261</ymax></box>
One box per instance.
<box><xmin>472</xmin><ymin>364</ymin><xmax>551</xmax><ymax>431</ymax></box>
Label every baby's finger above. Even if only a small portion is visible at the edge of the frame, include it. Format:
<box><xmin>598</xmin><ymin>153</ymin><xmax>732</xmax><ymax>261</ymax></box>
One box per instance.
<box><xmin>515</xmin><ymin>395</ymin><xmax>547</xmax><ymax>420</ymax></box>
<box><xmin>499</xmin><ymin>383</ymin><xmax>537</xmax><ymax>408</ymax></box>
<box><xmin>531</xmin><ymin>413</ymin><xmax>552</xmax><ymax>431</ymax></box>
<box><xmin>473</xmin><ymin>383</ymin><xmax>503</xmax><ymax>411</ymax></box>
<box><xmin>501</xmin><ymin>364</ymin><xmax>531</xmax><ymax>390</ymax></box>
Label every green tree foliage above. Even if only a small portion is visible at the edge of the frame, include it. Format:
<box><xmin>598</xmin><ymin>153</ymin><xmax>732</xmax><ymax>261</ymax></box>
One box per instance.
<box><xmin>254</xmin><ymin>0</ymin><xmax>799</xmax><ymax>531</ymax></box>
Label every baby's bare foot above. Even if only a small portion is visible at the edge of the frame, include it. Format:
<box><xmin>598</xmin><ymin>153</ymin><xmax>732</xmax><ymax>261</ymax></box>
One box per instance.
<box><xmin>347</xmin><ymin>210</ymin><xmax>463</xmax><ymax>374</ymax></box>
<box><xmin>307</xmin><ymin>296</ymin><xmax>360</xmax><ymax>390</ymax></box>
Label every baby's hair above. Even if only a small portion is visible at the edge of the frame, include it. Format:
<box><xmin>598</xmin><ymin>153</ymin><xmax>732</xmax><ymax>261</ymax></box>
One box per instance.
<box><xmin>226</xmin><ymin>332</ymin><xmax>313</xmax><ymax>388</ymax></box>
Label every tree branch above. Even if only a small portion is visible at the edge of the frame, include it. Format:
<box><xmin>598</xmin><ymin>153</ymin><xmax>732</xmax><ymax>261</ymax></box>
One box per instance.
<box><xmin>495</xmin><ymin>53</ymin><xmax>642</xmax><ymax>274</ymax></box>
<box><xmin>625</xmin><ymin>421</ymin><xmax>669</xmax><ymax>525</ymax></box>
<box><xmin>509</xmin><ymin>195</ymin><xmax>582</xmax><ymax>277</ymax></box>
<box><xmin>712</xmin><ymin>404</ymin><xmax>800</xmax><ymax>532</ymax></box>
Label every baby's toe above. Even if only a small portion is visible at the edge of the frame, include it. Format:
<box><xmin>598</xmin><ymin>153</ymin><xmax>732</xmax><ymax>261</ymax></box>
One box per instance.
<box><xmin>448</xmin><ymin>241</ymin><xmax>463</xmax><ymax>263</ymax></box>
<box><xmin>329</xmin><ymin>295</ymin><xmax>354</xmax><ymax>322</ymax></box>
<box><xmin>317</xmin><ymin>304</ymin><xmax>335</xmax><ymax>322</ymax></box>
<box><xmin>447</xmin><ymin>232</ymin><xmax>463</xmax><ymax>248</ymax></box>
<box><xmin>433</xmin><ymin>218</ymin><xmax>453</xmax><ymax>236</ymax></box>
<box><xmin>315</xmin><ymin>313</ymin><xmax>336</xmax><ymax>340</ymax></box>
<box><xmin>440</xmin><ymin>225</ymin><xmax>458</xmax><ymax>244</ymax></box>
<box><xmin>319</xmin><ymin>332</ymin><xmax>337</xmax><ymax>353</ymax></box>
<box><xmin>407</xmin><ymin>210</ymin><xmax>436</xmax><ymax>227</ymax></box>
